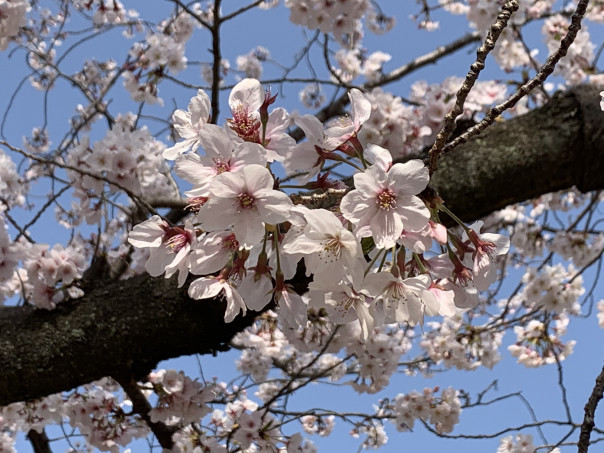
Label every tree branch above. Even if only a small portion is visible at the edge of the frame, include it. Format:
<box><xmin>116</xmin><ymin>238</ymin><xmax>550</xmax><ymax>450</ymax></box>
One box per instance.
<box><xmin>0</xmin><ymin>85</ymin><xmax>602</xmax><ymax>407</ymax></box>
<box><xmin>26</xmin><ymin>429</ymin><xmax>52</xmax><ymax>453</ymax></box>
<box><xmin>577</xmin><ymin>362</ymin><xmax>604</xmax><ymax>453</ymax></box>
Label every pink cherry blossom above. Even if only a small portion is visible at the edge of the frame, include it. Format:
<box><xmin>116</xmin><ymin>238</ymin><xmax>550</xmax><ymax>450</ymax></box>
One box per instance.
<box><xmin>322</xmin><ymin>88</ymin><xmax>371</xmax><ymax>149</ymax></box>
<box><xmin>308</xmin><ymin>279</ymin><xmax>375</xmax><ymax>340</ymax></box>
<box><xmin>227</xmin><ymin>78</ymin><xmax>264</xmax><ymax>143</ymax></box>
<box><xmin>190</xmin><ymin>231</ymin><xmax>240</xmax><ymax>276</ymax></box>
<box><xmin>128</xmin><ymin>216</ymin><xmax>196</xmax><ymax>287</ymax></box>
<box><xmin>365</xmin><ymin>272</ymin><xmax>439</xmax><ymax>325</ymax></box>
<box><xmin>340</xmin><ymin>145</ymin><xmax>430</xmax><ymax>249</ymax></box>
<box><xmin>174</xmin><ymin>123</ymin><xmax>267</xmax><ymax>197</ymax></box>
<box><xmin>464</xmin><ymin>221</ymin><xmax>510</xmax><ymax>291</ymax></box>
<box><xmin>196</xmin><ymin>165</ymin><xmax>293</xmax><ymax>249</ymax></box>
<box><xmin>281</xmin><ymin>207</ymin><xmax>364</xmax><ymax>285</ymax></box>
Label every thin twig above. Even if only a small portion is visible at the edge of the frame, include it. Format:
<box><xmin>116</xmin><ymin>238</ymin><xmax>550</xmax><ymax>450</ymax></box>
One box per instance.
<box><xmin>428</xmin><ymin>0</ymin><xmax>519</xmax><ymax>175</ymax></box>
<box><xmin>577</xmin><ymin>362</ymin><xmax>604</xmax><ymax>453</ymax></box>
<box><xmin>440</xmin><ymin>0</ymin><xmax>590</xmax><ymax>158</ymax></box>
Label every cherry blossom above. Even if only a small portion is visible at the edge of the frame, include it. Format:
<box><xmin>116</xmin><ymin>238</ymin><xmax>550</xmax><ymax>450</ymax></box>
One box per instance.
<box><xmin>174</xmin><ymin>123</ymin><xmax>267</xmax><ymax>197</ymax></box>
<box><xmin>196</xmin><ymin>164</ymin><xmax>292</xmax><ymax>248</ymax></box>
<box><xmin>5</xmin><ymin>2</ymin><xmax>604</xmax><ymax>450</ymax></box>
<box><xmin>463</xmin><ymin>221</ymin><xmax>510</xmax><ymax>291</ymax></box>
<box><xmin>188</xmin><ymin>274</ymin><xmax>247</xmax><ymax>323</ymax></box>
<box><xmin>128</xmin><ymin>216</ymin><xmax>196</xmax><ymax>287</ymax></box>
<box><xmin>163</xmin><ymin>89</ymin><xmax>211</xmax><ymax>159</ymax></box>
<box><xmin>340</xmin><ymin>145</ymin><xmax>430</xmax><ymax>249</ymax></box>
<box><xmin>281</xmin><ymin>207</ymin><xmax>365</xmax><ymax>285</ymax></box>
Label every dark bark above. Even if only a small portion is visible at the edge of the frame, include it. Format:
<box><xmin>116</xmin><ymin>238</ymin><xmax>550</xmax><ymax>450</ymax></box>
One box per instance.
<box><xmin>0</xmin><ymin>85</ymin><xmax>602</xmax><ymax>407</ymax></box>
<box><xmin>430</xmin><ymin>85</ymin><xmax>604</xmax><ymax>221</ymax></box>
<box><xmin>0</xmin><ymin>273</ymin><xmax>262</xmax><ymax>406</ymax></box>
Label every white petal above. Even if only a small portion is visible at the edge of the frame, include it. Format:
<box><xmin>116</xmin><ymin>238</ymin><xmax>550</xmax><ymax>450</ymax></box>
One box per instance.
<box><xmin>198</xmin><ymin>124</ymin><xmax>233</xmax><ymax>158</ymax></box>
<box><xmin>189</xmin><ymin>89</ymin><xmax>211</xmax><ymax>125</ymax></box>
<box><xmin>364</xmin><ymin>144</ymin><xmax>392</xmax><ymax>172</ymax></box>
<box><xmin>229</xmin><ymin>78</ymin><xmax>264</xmax><ymax>113</ymax></box>
<box><xmin>223</xmin><ymin>284</ymin><xmax>247</xmax><ymax>322</ymax></box>
<box><xmin>396</xmin><ymin>195</ymin><xmax>430</xmax><ymax>232</ymax></box>
<box><xmin>128</xmin><ymin>216</ymin><xmax>166</xmax><ymax>247</ymax></box>
<box><xmin>387</xmin><ymin>160</ymin><xmax>429</xmax><ymax>195</ymax></box>
<box><xmin>188</xmin><ymin>277</ymin><xmax>223</xmax><ymax>300</ymax></box>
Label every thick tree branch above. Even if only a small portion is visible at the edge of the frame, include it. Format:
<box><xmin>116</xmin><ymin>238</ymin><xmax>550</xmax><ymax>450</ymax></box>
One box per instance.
<box><xmin>0</xmin><ymin>274</ymin><xmax>264</xmax><ymax>406</ymax></box>
<box><xmin>26</xmin><ymin>429</ymin><xmax>52</xmax><ymax>453</ymax></box>
<box><xmin>0</xmin><ymin>85</ymin><xmax>602</xmax><ymax>407</ymax></box>
<box><xmin>430</xmin><ymin>84</ymin><xmax>604</xmax><ymax>221</ymax></box>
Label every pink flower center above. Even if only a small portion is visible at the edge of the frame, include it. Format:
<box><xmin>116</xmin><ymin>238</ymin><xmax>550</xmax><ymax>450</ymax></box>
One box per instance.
<box><xmin>387</xmin><ymin>281</ymin><xmax>408</xmax><ymax>302</ymax></box>
<box><xmin>336</xmin><ymin>294</ymin><xmax>358</xmax><ymax>316</ymax></box>
<box><xmin>376</xmin><ymin>188</ymin><xmax>397</xmax><ymax>210</ymax></box>
<box><xmin>237</xmin><ymin>192</ymin><xmax>256</xmax><ymax>210</ymax></box>
<box><xmin>186</xmin><ymin>196</ymin><xmax>208</xmax><ymax>213</ymax></box>
<box><xmin>222</xmin><ymin>233</ymin><xmax>240</xmax><ymax>252</ymax></box>
<box><xmin>228</xmin><ymin>106</ymin><xmax>261</xmax><ymax>143</ymax></box>
<box><xmin>213</xmin><ymin>158</ymin><xmax>231</xmax><ymax>174</ymax></box>
<box><xmin>163</xmin><ymin>226</ymin><xmax>192</xmax><ymax>252</ymax></box>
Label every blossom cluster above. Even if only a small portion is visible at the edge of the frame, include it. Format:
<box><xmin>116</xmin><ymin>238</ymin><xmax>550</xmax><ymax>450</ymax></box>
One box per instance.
<box><xmin>521</xmin><ymin>263</ymin><xmax>583</xmax><ymax>314</ymax></box>
<box><xmin>128</xmin><ymin>78</ymin><xmax>510</xmax><ymax>343</ymax></box>
<box><xmin>0</xmin><ymin>1</ymin><xmax>602</xmax><ymax>452</ymax></box>
<box><xmin>0</xmin><ymin>150</ymin><xmax>26</xmax><ymax>210</ymax></box>
<box><xmin>0</xmin><ymin>0</ymin><xmax>29</xmax><ymax>51</ymax></box>
<box><xmin>421</xmin><ymin>315</ymin><xmax>503</xmax><ymax>371</ymax></box>
<box><xmin>284</xmin><ymin>0</ymin><xmax>394</xmax><ymax>46</ymax></box>
<box><xmin>542</xmin><ymin>14</ymin><xmax>595</xmax><ymax>85</ymax></box>
<box><xmin>122</xmin><ymin>10</ymin><xmax>197</xmax><ymax>104</ymax></box>
<box><xmin>392</xmin><ymin>386</ymin><xmax>461</xmax><ymax>434</ymax></box>
<box><xmin>148</xmin><ymin>369</ymin><xmax>216</xmax><ymax>425</ymax></box>
<box><xmin>65</xmin><ymin>112</ymin><xmax>177</xmax><ymax>223</ymax></box>
<box><xmin>441</xmin><ymin>0</ymin><xmax>596</xmax><ymax>82</ymax></box>
<box><xmin>496</xmin><ymin>433</ymin><xmax>560</xmax><ymax>453</ymax></box>
<box><xmin>508</xmin><ymin>314</ymin><xmax>575</xmax><ymax>367</ymax></box>
<box><xmin>0</xmin><ymin>378</ymin><xmax>148</xmax><ymax>453</ymax></box>
<box><xmin>350</xmin><ymin>77</ymin><xmax>508</xmax><ymax>160</ymax></box>
<box><xmin>72</xmin><ymin>0</ymin><xmax>130</xmax><ymax>25</ymax></box>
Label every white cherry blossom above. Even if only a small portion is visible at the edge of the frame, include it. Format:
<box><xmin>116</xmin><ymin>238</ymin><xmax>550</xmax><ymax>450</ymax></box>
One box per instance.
<box><xmin>163</xmin><ymin>89</ymin><xmax>211</xmax><ymax>160</ymax></box>
<box><xmin>196</xmin><ymin>165</ymin><xmax>292</xmax><ymax>248</ymax></box>
<box><xmin>341</xmin><ymin>145</ymin><xmax>430</xmax><ymax>249</ymax></box>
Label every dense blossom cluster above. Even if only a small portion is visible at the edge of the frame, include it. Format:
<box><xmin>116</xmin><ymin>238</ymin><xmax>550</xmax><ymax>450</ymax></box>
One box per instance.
<box><xmin>421</xmin><ymin>315</ymin><xmax>504</xmax><ymax>370</ymax></box>
<box><xmin>127</xmin><ymin>78</ymin><xmax>511</xmax><ymax>344</ymax></box>
<box><xmin>122</xmin><ymin>9</ymin><xmax>197</xmax><ymax>104</ymax></box>
<box><xmin>391</xmin><ymin>387</ymin><xmax>461</xmax><ymax>434</ymax></box>
<box><xmin>1</xmin><ymin>378</ymin><xmax>148</xmax><ymax>452</ymax></box>
<box><xmin>284</xmin><ymin>0</ymin><xmax>394</xmax><ymax>46</ymax></box>
<box><xmin>440</xmin><ymin>0</ymin><xmax>596</xmax><ymax>81</ymax></box>
<box><xmin>65</xmin><ymin>113</ymin><xmax>178</xmax><ymax>221</ymax></box>
<box><xmin>352</xmin><ymin>77</ymin><xmax>508</xmax><ymax>159</ymax></box>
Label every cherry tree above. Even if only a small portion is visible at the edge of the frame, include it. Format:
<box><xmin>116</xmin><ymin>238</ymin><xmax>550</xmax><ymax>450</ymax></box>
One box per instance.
<box><xmin>0</xmin><ymin>1</ymin><xmax>604</xmax><ymax>452</ymax></box>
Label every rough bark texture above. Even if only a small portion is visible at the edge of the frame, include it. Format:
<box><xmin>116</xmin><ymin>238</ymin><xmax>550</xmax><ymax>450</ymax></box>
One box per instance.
<box><xmin>0</xmin><ymin>274</ymin><xmax>263</xmax><ymax>406</ymax></box>
<box><xmin>0</xmin><ymin>85</ymin><xmax>602</xmax><ymax>407</ymax></box>
<box><xmin>430</xmin><ymin>85</ymin><xmax>604</xmax><ymax>220</ymax></box>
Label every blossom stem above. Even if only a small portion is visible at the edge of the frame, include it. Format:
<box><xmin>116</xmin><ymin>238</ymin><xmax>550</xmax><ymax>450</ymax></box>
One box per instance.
<box><xmin>377</xmin><ymin>249</ymin><xmax>389</xmax><ymax>274</ymax></box>
<box><xmin>365</xmin><ymin>248</ymin><xmax>385</xmax><ymax>276</ymax></box>
<box><xmin>437</xmin><ymin>203</ymin><xmax>472</xmax><ymax>235</ymax></box>
<box><xmin>413</xmin><ymin>253</ymin><xmax>428</xmax><ymax>274</ymax></box>
<box><xmin>272</xmin><ymin>230</ymin><xmax>282</xmax><ymax>275</ymax></box>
